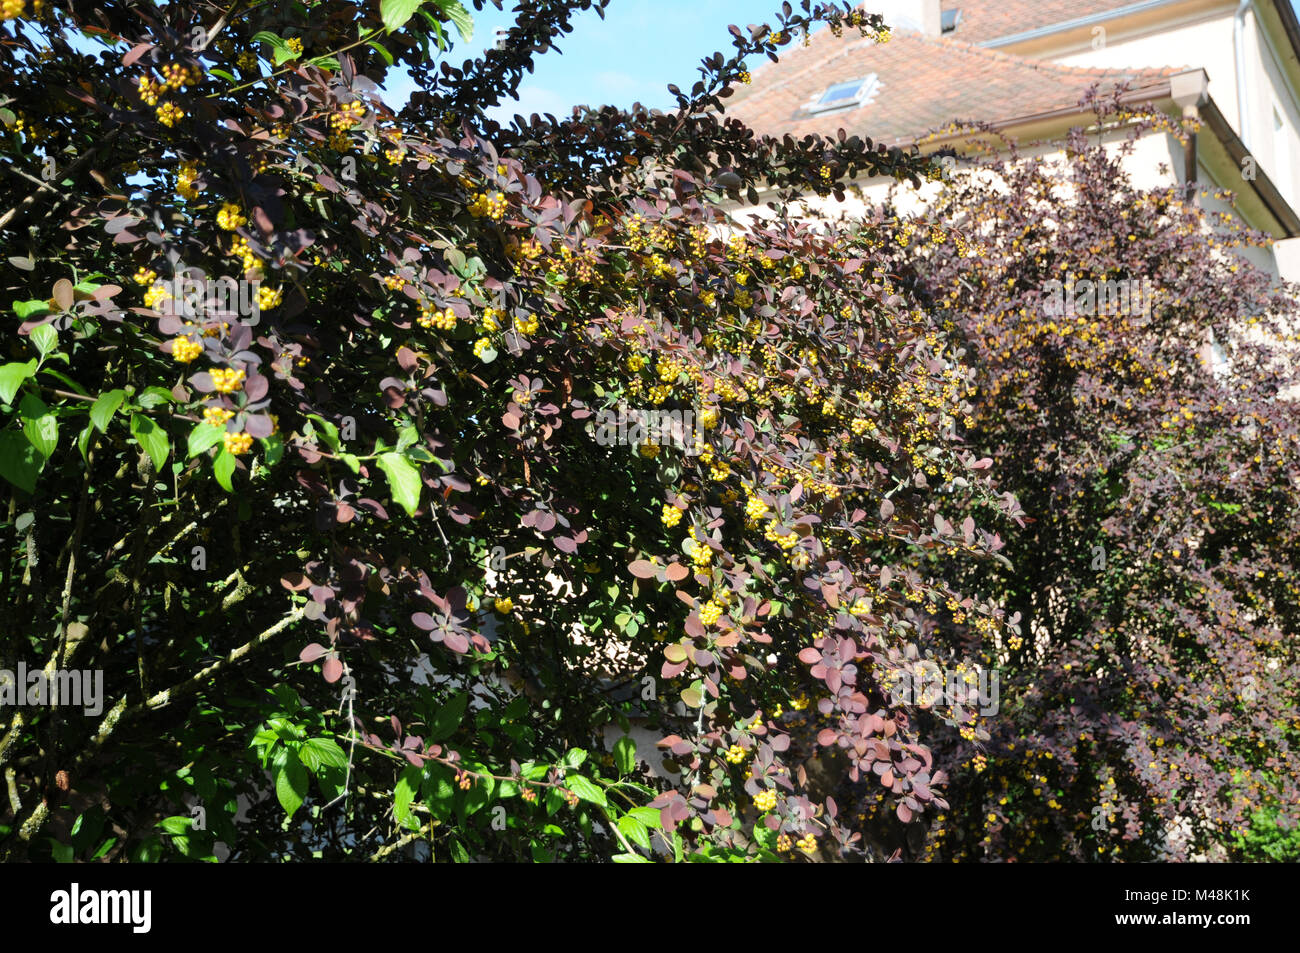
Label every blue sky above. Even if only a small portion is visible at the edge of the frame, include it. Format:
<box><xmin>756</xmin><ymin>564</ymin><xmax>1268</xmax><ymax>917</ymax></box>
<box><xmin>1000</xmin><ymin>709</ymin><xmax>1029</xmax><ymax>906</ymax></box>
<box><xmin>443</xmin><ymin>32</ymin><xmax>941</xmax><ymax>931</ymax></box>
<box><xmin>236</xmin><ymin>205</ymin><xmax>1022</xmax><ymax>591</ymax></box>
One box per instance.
<box><xmin>384</xmin><ymin>1</ymin><xmax>782</xmax><ymax>118</ymax></box>
<box><xmin>384</xmin><ymin>0</ymin><xmax>1300</xmax><ymax>119</ymax></box>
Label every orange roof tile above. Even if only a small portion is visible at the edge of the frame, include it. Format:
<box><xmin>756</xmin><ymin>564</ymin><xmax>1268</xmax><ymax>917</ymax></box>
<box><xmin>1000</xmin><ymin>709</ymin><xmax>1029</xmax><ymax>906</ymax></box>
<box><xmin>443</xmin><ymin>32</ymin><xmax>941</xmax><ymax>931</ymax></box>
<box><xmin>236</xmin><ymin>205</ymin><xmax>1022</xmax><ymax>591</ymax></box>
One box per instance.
<box><xmin>724</xmin><ymin>29</ymin><xmax>1180</xmax><ymax>146</ymax></box>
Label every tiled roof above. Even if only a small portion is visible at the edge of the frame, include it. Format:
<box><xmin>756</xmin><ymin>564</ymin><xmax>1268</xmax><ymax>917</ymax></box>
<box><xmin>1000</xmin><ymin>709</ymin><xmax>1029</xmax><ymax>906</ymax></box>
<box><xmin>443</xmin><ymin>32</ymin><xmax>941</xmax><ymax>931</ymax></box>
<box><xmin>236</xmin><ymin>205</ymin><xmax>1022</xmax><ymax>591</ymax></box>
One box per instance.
<box><xmin>723</xmin><ymin>29</ymin><xmax>1181</xmax><ymax>146</ymax></box>
<box><xmin>940</xmin><ymin>0</ymin><xmax>1153</xmax><ymax>45</ymax></box>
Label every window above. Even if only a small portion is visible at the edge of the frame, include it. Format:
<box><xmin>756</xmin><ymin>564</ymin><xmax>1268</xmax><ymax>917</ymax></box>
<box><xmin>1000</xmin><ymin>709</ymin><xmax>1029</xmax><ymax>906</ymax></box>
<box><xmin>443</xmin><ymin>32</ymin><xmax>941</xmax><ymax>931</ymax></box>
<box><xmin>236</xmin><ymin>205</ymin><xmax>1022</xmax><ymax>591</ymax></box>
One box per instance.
<box><xmin>941</xmin><ymin>9</ymin><xmax>962</xmax><ymax>33</ymax></box>
<box><xmin>1273</xmin><ymin>105</ymin><xmax>1294</xmax><ymax>205</ymax></box>
<box><xmin>805</xmin><ymin>74</ymin><xmax>880</xmax><ymax>113</ymax></box>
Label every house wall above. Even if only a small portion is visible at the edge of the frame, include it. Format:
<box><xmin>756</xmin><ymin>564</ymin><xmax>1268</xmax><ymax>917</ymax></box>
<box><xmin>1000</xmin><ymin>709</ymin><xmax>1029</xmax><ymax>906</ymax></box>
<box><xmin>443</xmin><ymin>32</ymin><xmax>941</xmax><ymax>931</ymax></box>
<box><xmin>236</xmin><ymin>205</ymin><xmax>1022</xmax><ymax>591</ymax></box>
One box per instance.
<box><xmin>1039</xmin><ymin>4</ymin><xmax>1300</xmax><ymax>220</ymax></box>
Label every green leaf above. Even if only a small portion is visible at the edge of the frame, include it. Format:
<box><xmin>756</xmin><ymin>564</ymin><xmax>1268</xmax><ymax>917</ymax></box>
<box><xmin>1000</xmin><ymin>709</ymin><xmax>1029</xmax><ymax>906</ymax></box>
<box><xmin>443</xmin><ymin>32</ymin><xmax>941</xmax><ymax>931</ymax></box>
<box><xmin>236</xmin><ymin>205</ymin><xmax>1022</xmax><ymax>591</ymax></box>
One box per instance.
<box><xmin>381</xmin><ymin>0</ymin><xmax>425</xmax><ymax>33</ymax></box>
<box><xmin>617</xmin><ymin>813</ymin><xmax>652</xmax><ymax>850</ymax></box>
<box><xmin>301</xmin><ymin>737</ymin><xmax>348</xmax><ymax>771</ymax></box>
<box><xmin>187</xmin><ymin>422</ymin><xmax>225</xmax><ymax>458</ymax></box>
<box><xmin>50</xmin><ymin>840</ymin><xmax>75</xmax><ymax>863</ymax></box>
<box><xmin>12</xmin><ymin>299</ymin><xmax>51</xmax><ymax>320</ymax></box>
<box><xmin>209</xmin><ymin>68</ymin><xmax>237</xmax><ymax>82</ymax></box>
<box><xmin>338</xmin><ymin>452</ymin><xmax>361</xmax><ymax>473</ymax></box>
<box><xmin>130</xmin><ymin>414</ymin><xmax>169</xmax><ymax>470</ymax></box>
<box><xmin>429</xmin><ymin>692</ymin><xmax>468</xmax><ymax>741</ymax></box>
<box><xmin>306</xmin><ymin>414</ymin><xmax>340</xmax><ymax>451</ymax></box>
<box><xmin>614</xmin><ymin>736</ymin><xmax>637</xmax><ymax>776</ymax></box>
<box><xmin>394</xmin><ymin>763</ymin><xmax>421</xmax><ymax>829</ymax></box>
<box><xmin>76</xmin><ymin>423</ymin><xmax>93</xmax><ymax>462</ymax></box>
<box><xmin>376</xmin><ymin>451</ymin><xmax>421</xmax><ymax>515</ymax></box>
<box><xmin>612</xmin><ymin>851</ymin><xmax>651</xmax><ymax>863</ymax></box>
<box><xmin>433</xmin><ymin>0</ymin><xmax>473</xmax><ymax>40</ymax></box>
<box><xmin>563</xmin><ymin>748</ymin><xmax>588</xmax><ymax>769</ymax></box>
<box><xmin>159</xmin><ymin>816</ymin><xmax>193</xmax><ymax>836</ymax></box>
<box><xmin>89</xmin><ymin>389</ymin><xmax>125</xmax><ymax>433</ymax></box>
<box><xmin>0</xmin><ymin>361</ymin><xmax>36</xmax><ymax>404</ymax></box>
<box><xmin>565</xmin><ymin>775</ymin><xmax>607</xmax><ymax>808</ymax></box>
<box><xmin>628</xmin><ymin>805</ymin><xmax>662</xmax><ymax>828</ymax></box>
<box><xmin>213</xmin><ymin>449</ymin><xmax>236</xmax><ymax>491</ymax></box>
<box><xmin>136</xmin><ymin>386</ymin><xmax>176</xmax><ymax>409</ymax></box>
<box><xmin>367</xmin><ymin>40</ymin><xmax>395</xmax><ymax>66</ymax></box>
<box><xmin>396</xmin><ymin>425</ymin><xmax>418</xmax><ymax>451</ymax></box>
<box><xmin>19</xmin><ymin>394</ymin><xmax>57</xmax><ymax>459</ymax></box>
<box><xmin>274</xmin><ymin>756</ymin><xmax>309</xmax><ymax>819</ymax></box>
<box><xmin>29</xmin><ymin>324</ymin><xmax>57</xmax><ymax>356</ymax></box>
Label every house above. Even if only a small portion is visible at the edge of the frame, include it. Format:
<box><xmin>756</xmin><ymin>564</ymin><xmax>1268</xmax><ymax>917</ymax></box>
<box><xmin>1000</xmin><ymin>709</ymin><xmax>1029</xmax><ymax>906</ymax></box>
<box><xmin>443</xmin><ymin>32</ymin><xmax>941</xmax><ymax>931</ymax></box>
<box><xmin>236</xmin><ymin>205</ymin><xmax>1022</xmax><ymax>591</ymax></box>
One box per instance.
<box><xmin>724</xmin><ymin>0</ymin><xmax>1300</xmax><ymax>281</ymax></box>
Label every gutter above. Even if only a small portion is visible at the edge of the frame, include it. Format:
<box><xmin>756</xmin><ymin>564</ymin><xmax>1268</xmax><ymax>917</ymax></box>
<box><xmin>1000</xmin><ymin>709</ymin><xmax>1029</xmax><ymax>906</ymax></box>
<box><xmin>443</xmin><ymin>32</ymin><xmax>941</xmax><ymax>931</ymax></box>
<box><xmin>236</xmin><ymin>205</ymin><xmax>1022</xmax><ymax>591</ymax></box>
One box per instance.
<box><xmin>1234</xmin><ymin>0</ymin><xmax>1254</xmax><ymax>151</ymax></box>
<box><xmin>981</xmin><ymin>0</ymin><xmax>1178</xmax><ymax>48</ymax></box>
<box><xmin>1199</xmin><ymin>95</ymin><xmax>1300</xmax><ymax>236</ymax></box>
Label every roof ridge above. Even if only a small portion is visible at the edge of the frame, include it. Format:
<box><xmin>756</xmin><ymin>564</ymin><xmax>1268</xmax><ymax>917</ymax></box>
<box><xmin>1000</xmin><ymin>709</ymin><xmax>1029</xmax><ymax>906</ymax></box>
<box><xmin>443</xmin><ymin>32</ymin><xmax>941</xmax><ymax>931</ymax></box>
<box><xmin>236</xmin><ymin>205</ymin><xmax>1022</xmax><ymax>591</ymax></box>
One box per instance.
<box><xmin>904</xmin><ymin>30</ymin><xmax>1180</xmax><ymax>80</ymax></box>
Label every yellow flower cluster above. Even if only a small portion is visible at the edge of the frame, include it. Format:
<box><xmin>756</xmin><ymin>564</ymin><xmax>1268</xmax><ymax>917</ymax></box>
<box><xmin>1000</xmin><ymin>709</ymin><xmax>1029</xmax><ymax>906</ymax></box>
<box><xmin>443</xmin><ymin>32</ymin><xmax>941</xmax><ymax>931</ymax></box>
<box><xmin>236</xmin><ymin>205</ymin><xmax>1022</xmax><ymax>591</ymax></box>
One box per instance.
<box><xmin>699</xmin><ymin>600</ymin><xmax>724</xmax><ymax>626</ymax></box>
<box><xmin>257</xmin><ymin>285</ymin><xmax>282</xmax><ymax>311</ymax></box>
<box><xmin>229</xmin><ymin>236</ymin><xmax>258</xmax><ymax>273</ymax></box>
<box><xmin>216</xmin><ymin>202</ymin><xmax>246</xmax><ymax>231</ymax></box>
<box><xmin>203</xmin><ymin>406</ymin><xmax>234</xmax><ymax>427</ymax></box>
<box><xmin>724</xmin><ymin>744</ymin><xmax>746</xmax><ymax>764</ymax></box>
<box><xmin>133</xmin><ymin>266</ymin><xmax>157</xmax><ymax>287</ymax></box>
<box><xmin>176</xmin><ymin>159</ymin><xmax>200</xmax><ymax>200</ymax></box>
<box><xmin>171</xmin><ymin>336</ymin><xmax>203</xmax><ymax>363</ymax></box>
<box><xmin>160</xmin><ymin>63</ymin><xmax>200</xmax><ymax>90</ymax></box>
<box><xmin>144</xmin><ymin>283</ymin><xmax>171</xmax><ymax>310</ymax></box>
<box><xmin>494</xmin><ymin>597</ymin><xmax>514</xmax><ymax>615</ymax></box>
<box><xmin>639</xmin><ymin>442</ymin><xmax>660</xmax><ymax>459</ymax></box>
<box><xmin>285</xmin><ymin>37</ymin><xmax>303</xmax><ymax>57</ymax></box>
<box><xmin>382</xmin><ymin>274</ymin><xmax>405</xmax><ymax>291</ymax></box>
<box><xmin>223</xmin><ymin>431</ymin><xmax>253</xmax><ymax>455</ymax></box>
<box><xmin>418</xmin><ymin>304</ymin><xmax>456</xmax><ymax>330</ymax></box>
<box><xmin>137</xmin><ymin>75</ymin><xmax>163</xmax><ymax>106</ymax></box>
<box><xmin>661</xmin><ymin>504</ymin><xmax>682</xmax><ymax>527</ymax></box>
<box><xmin>754</xmin><ymin>790</ymin><xmax>777</xmax><ymax>812</ymax></box>
<box><xmin>764</xmin><ymin>520</ymin><xmax>799</xmax><ymax>550</ymax></box>
<box><xmin>514</xmin><ymin>313</ymin><xmax>539</xmax><ymax>335</ymax></box>
<box><xmin>480</xmin><ymin>307</ymin><xmax>504</xmax><ymax>331</ymax></box>
<box><xmin>472</xmin><ymin>337</ymin><xmax>492</xmax><ymax>358</ymax></box>
<box><xmin>796</xmin><ymin>832</ymin><xmax>817</xmax><ymax>853</ymax></box>
<box><xmin>156</xmin><ymin>102</ymin><xmax>185</xmax><ymax>127</ymax></box>
<box><xmin>210</xmin><ymin>368</ymin><xmax>245</xmax><ymax>393</ymax></box>
<box><xmin>776</xmin><ymin>833</ymin><xmax>791</xmax><ymax>851</ymax></box>
<box><xmin>626</xmin><ymin>353</ymin><xmax>646</xmax><ymax>372</ymax></box>
<box><xmin>686</xmin><ymin>536</ymin><xmax>712</xmax><ymax>568</ymax></box>
<box><xmin>698</xmin><ymin>406</ymin><xmax>719</xmax><ymax>429</ymax></box>
<box><xmin>469</xmin><ymin>191</ymin><xmax>508</xmax><ymax>220</ymax></box>
<box><xmin>328</xmin><ymin>100</ymin><xmax>366</xmax><ymax>132</ymax></box>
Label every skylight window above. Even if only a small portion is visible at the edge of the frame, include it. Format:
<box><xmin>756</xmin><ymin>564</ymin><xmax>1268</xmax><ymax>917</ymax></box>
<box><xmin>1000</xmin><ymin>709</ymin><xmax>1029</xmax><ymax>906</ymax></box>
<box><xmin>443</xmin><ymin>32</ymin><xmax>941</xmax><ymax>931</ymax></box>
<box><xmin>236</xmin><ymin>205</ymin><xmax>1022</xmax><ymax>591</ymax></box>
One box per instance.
<box><xmin>805</xmin><ymin>74</ymin><xmax>880</xmax><ymax>113</ymax></box>
<box><xmin>941</xmin><ymin>9</ymin><xmax>962</xmax><ymax>33</ymax></box>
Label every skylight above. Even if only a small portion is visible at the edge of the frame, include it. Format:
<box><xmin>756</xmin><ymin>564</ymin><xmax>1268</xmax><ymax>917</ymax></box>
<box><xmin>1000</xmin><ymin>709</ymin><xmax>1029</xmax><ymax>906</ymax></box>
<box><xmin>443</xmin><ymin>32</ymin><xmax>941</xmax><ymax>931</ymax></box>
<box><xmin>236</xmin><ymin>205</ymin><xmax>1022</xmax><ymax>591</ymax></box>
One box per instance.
<box><xmin>941</xmin><ymin>9</ymin><xmax>962</xmax><ymax>33</ymax></box>
<box><xmin>805</xmin><ymin>74</ymin><xmax>881</xmax><ymax>113</ymax></box>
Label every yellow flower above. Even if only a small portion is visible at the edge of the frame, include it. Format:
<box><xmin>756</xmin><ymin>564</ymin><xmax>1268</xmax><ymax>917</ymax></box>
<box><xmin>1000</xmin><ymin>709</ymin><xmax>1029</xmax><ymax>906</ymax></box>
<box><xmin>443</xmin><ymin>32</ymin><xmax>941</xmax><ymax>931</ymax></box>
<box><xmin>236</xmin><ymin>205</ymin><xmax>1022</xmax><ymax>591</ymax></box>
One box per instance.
<box><xmin>210</xmin><ymin>367</ymin><xmax>246</xmax><ymax>393</ymax></box>
<box><xmin>171</xmin><ymin>336</ymin><xmax>203</xmax><ymax>363</ymax></box>
<box><xmin>203</xmin><ymin>406</ymin><xmax>234</xmax><ymax>427</ymax></box>
<box><xmin>661</xmin><ymin>504</ymin><xmax>682</xmax><ymax>527</ymax></box>
<box><xmin>222</xmin><ymin>431</ymin><xmax>253</xmax><ymax>455</ymax></box>
<box><xmin>754</xmin><ymin>790</ymin><xmax>777</xmax><ymax>812</ymax></box>
<box><xmin>257</xmin><ymin>285</ymin><xmax>282</xmax><ymax>310</ymax></box>
<box><xmin>216</xmin><ymin>203</ymin><xmax>247</xmax><ymax>231</ymax></box>
<box><xmin>155</xmin><ymin>101</ymin><xmax>185</xmax><ymax>127</ymax></box>
<box><xmin>494</xmin><ymin>597</ymin><xmax>514</xmax><ymax>615</ymax></box>
<box><xmin>724</xmin><ymin>744</ymin><xmax>746</xmax><ymax>764</ymax></box>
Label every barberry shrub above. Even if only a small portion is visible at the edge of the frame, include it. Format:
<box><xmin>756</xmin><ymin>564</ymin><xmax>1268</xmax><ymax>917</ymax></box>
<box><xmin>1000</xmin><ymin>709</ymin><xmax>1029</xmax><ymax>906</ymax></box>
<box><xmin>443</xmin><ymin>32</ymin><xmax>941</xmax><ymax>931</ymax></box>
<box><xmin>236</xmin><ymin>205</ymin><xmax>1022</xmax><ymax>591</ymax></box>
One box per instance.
<box><xmin>876</xmin><ymin>101</ymin><xmax>1300</xmax><ymax>861</ymax></box>
<box><xmin>0</xmin><ymin>1</ymin><xmax>1018</xmax><ymax>862</ymax></box>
